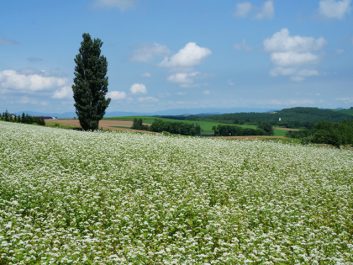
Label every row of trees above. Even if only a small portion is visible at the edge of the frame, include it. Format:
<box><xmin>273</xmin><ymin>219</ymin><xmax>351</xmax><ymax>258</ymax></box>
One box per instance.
<box><xmin>131</xmin><ymin>118</ymin><xmax>149</xmax><ymax>130</ymax></box>
<box><xmin>150</xmin><ymin>120</ymin><xmax>201</xmax><ymax>136</ymax></box>
<box><xmin>0</xmin><ymin>111</ymin><xmax>45</xmax><ymax>125</ymax></box>
<box><xmin>131</xmin><ymin>119</ymin><xmax>201</xmax><ymax>136</ymax></box>
<box><xmin>288</xmin><ymin>121</ymin><xmax>353</xmax><ymax>148</ymax></box>
<box><xmin>213</xmin><ymin>124</ymin><xmax>271</xmax><ymax>136</ymax></box>
<box><xmin>131</xmin><ymin>118</ymin><xmax>274</xmax><ymax>137</ymax></box>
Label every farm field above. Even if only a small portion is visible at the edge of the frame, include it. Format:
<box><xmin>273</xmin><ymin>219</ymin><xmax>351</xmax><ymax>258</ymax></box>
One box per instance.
<box><xmin>1</xmin><ymin>121</ymin><xmax>353</xmax><ymax>264</ymax></box>
<box><xmin>106</xmin><ymin>116</ymin><xmax>258</xmax><ymax>135</ymax></box>
<box><xmin>47</xmin><ymin>117</ymin><xmax>293</xmax><ymax>137</ymax></box>
<box><xmin>45</xmin><ymin>119</ymin><xmax>153</xmax><ymax>134</ymax></box>
<box><xmin>45</xmin><ymin>119</ymin><xmax>132</xmax><ymax>130</ymax></box>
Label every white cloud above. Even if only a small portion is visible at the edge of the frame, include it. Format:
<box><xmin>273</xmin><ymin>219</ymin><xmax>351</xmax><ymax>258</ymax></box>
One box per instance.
<box><xmin>160</xmin><ymin>42</ymin><xmax>211</xmax><ymax>68</ymax></box>
<box><xmin>234</xmin><ymin>2</ymin><xmax>253</xmax><ymax>17</ymax></box>
<box><xmin>264</xmin><ymin>28</ymin><xmax>325</xmax><ymax>53</ymax></box>
<box><xmin>0</xmin><ymin>70</ymin><xmax>67</xmax><ymax>92</ymax></box>
<box><xmin>20</xmin><ymin>96</ymin><xmax>48</xmax><ymax>106</ymax></box>
<box><xmin>203</xmin><ymin>90</ymin><xmax>211</xmax><ymax>95</ymax></box>
<box><xmin>107</xmin><ymin>91</ymin><xmax>127</xmax><ymax>100</ymax></box>
<box><xmin>319</xmin><ymin>0</ymin><xmax>351</xmax><ymax>19</ymax></box>
<box><xmin>131</xmin><ymin>43</ymin><xmax>169</xmax><ymax>63</ymax></box>
<box><xmin>130</xmin><ymin>83</ymin><xmax>147</xmax><ymax>94</ymax></box>
<box><xmin>271</xmin><ymin>67</ymin><xmax>319</xmax><ymax>82</ymax></box>
<box><xmin>256</xmin><ymin>0</ymin><xmax>274</xmax><ymax>19</ymax></box>
<box><xmin>270</xmin><ymin>52</ymin><xmax>318</xmax><ymax>66</ymax></box>
<box><xmin>264</xmin><ymin>29</ymin><xmax>325</xmax><ymax>81</ymax></box>
<box><xmin>235</xmin><ymin>0</ymin><xmax>274</xmax><ymax>19</ymax></box>
<box><xmin>94</xmin><ymin>0</ymin><xmax>135</xmax><ymax>10</ymax></box>
<box><xmin>167</xmin><ymin>72</ymin><xmax>200</xmax><ymax>86</ymax></box>
<box><xmin>52</xmin><ymin>86</ymin><xmax>72</xmax><ymax>99</ymax></box>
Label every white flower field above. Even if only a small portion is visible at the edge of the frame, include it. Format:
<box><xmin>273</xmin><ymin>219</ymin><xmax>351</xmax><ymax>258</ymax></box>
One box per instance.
<box><xmin>0</xmin><ymin>121</ymin><xmax>352</xmax><ymax>264</ymax></box>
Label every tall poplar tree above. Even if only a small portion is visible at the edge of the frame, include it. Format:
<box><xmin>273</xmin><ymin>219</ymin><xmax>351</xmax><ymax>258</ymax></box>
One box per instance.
<box><xmin>72</xmin><ymin>33</ymin><xmax>111</xmax><ymax>131</ymax></box>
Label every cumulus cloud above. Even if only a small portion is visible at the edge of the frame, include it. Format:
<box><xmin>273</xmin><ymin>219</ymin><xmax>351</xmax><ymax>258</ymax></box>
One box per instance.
<box><xmin>234</xmin><ymin>2</ymin><xmax>253</xmax><ymax>17</ymax></box>
<box><xmin>131</xmin><ymin>43</ymin><xmax>169</xmax><ymax>63</ymax></box>
<box><xmin>235</xmin><ymin>0</ymin><xmax>274</xmax><ymax>19</ymax></box>
<box><xmin>0</xmin><ymin>70</ymin><xmax>67</xmax><ymax>92</ymax></box>
<box><xmin>270</xmin><ymin>52</ymin><xmax>318</xmax><ymax>66</ymax></box>
<box><xmin>107</xmin><ymin>91</ymin><xmax>127</xmax><ymax>100</ymax></box>
<box><xmin>167</xmin><ymin>72</ymin><xmax>200</xmax><ymax>87</ymax></box>
<box><xmin>94</xmin><ymin>0</ymin><xmax>135</xmax><ymax>10</ymax></box>
<box><xmin>264</xmin><ymin>29</ymin><xmax>325</xmax><ymax>53</ymax></box>
<box><xmin>19</xmin><ymin>96</ymin><xmax>48</xmax><ymax>106</ymax></box>
<box><xmin>130</xmin><ymin>83</ymin><xmax>147</xmax><ymax>94</ymax></box>
<box><xmin>319</xmin><ymin>0</ymin><xmax>351</xmax><ymax>19</ymax></box>
<box><xmin>270</xmin><ymin>68</ymin><xmax>319</xmax><ymax>82</ymax></box>
<box><xmin>256</xmin><ymin>0</ymin><xmax>274</xmax><ymax>19</ymax></box>
<box><xmin>264</xmin><ymin>28</ymin><xmax>325</xmax><ymax>81</ymax></box>
<box><xmin>52</xmin><ymin>86</ymin><xmax>72</xmax><ymax>99</ymax></box>
<box><xmin>160</xmin><ymin>42</ymin><xmax>211</xmax><ymax>68</ymax></box>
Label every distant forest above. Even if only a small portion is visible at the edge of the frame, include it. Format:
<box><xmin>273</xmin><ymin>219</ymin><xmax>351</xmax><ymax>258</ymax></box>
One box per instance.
<box><xmin>0</xmin><ymin>111</ymin><xmax>45</xmax><ymax>126</ymax></box>
<box><xmin>161</xmin><ymin>107</ymin><xmax>353</xmax><ymax>129</ymax></box>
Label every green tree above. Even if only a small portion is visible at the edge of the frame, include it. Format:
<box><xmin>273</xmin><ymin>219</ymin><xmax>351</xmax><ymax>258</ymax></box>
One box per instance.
<box><xmin>72</xmin><ymin>33</ymin><xmax>111</xmax><ymax>131</ymax></box>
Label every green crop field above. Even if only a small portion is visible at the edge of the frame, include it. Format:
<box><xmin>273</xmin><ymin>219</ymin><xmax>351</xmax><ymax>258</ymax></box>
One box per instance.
<box><xmin>106</xmin><ymin>116</ymin><xmax>257</xmax><ymax>135</ymax></box>
<box><xmin>1</xmin><ymin>121</ymin><xmax>353</xmax><ymax>264</ymax></box>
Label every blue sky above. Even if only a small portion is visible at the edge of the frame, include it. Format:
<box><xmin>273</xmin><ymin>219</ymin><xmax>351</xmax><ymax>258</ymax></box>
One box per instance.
<box><xmin>0</xmin><ymin>0</ymin><xmax>352</xmax><ymax>114</ymax></box>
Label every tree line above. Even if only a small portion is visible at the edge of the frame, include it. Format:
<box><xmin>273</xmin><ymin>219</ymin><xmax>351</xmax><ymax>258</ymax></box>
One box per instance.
<box><xmin>0</xmin><ymin>111</ymin><xmax>45</xmax><ymax>126</ymax></box>
<box><xmin>288</xmin><ymin>120</ymin><xmax>353</xmax><ymax>148</ymax></box>
<box><xmin>213</xmin><ymin>122</ymin><xmax>273</xmax><ymax>136</ymax></box>
<box><xmin>186</xmin><ymin>107</ymin><xmax>353</xmax><ymax>129</ymax></box>
<box><xmin>132</xmin><ymin>118</ymin><xmax>273</xmax><ymax>136</ymax></box>
<box><xmin>131</xmin><ymin>118</ymin><xmax>201</xmax><ymax>136</ymax></box>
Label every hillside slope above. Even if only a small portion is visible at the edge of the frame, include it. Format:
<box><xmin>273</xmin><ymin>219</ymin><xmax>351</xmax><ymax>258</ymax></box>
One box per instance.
<box><xmin>0</xmin><ymin>122</ymin><xmax>352</xmax><ymax>264</ymax></box>
<box><xmin>190</xmin><ymin>107</ymin><xmax>353</xmax><ymax>128</ymax></box>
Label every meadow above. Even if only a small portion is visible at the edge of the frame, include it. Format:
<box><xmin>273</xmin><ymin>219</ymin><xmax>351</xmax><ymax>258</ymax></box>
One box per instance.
<box><xmin>106</xmin><ymin>116</ymin><xmax>257</xmax><ymax>136</ymax></box>
<box><xmin>0</xmin><ymin>121</ymin><xmax>352</xmax><ymax>264</ymax></box>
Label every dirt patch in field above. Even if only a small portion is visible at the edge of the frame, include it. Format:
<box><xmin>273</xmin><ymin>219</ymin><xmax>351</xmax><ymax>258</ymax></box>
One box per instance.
<box><xmin>45</xmin><ymin>119</ymin><xmax>153</xmax><ymax>133</ymax></box>
<box><xmin>273</xmin><ymin>127</ymin><xmax>300</xmax><ymax>132</ymax></box>
<box><xmin>46</xmin><ymin>119</ymin><xmax>132</xmax><ymax>128</ymax></box>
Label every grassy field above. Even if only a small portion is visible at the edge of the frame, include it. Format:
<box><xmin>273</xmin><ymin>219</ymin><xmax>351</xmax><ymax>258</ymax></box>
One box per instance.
<box><xmin>1</xmin><ymin>121</ymin><xmax>352</xmax><ymax>264</ymax></box>
<box><xmin>46</xmin><ymin>117</ymin><xmax>290</xmax><ymax>137</ymax></box>
<box><xmin>107</xmin><ymin>116</ymin><xmax>292</xmax><ymax>136</ymax></box>
<box><xmin>107</xmin><ymin>116</ymin><xmax>258</xmax><ymax>135</ymax></box>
